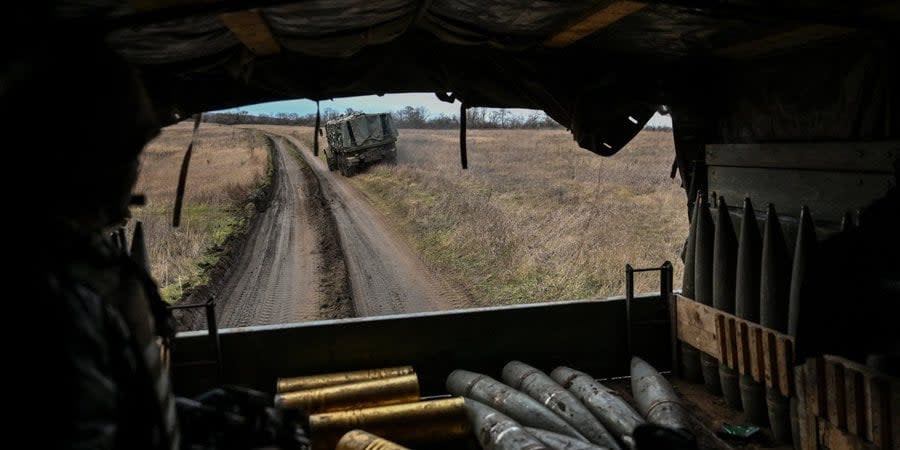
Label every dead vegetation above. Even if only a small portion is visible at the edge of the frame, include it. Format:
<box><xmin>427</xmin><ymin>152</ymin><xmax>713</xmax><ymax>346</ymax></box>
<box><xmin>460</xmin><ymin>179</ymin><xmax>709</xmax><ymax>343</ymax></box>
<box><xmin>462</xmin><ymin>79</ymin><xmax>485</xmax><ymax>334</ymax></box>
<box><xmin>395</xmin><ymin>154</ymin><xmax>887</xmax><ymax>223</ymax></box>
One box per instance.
<box><xmin>343</xmin><ymin>128</ymin><xmax>687</xmax><ymax>305</ymax></box>
<box><xmin>131</xmin><ymin>121</ymin><xmax>269</xmax><ymax>301</ymax></box>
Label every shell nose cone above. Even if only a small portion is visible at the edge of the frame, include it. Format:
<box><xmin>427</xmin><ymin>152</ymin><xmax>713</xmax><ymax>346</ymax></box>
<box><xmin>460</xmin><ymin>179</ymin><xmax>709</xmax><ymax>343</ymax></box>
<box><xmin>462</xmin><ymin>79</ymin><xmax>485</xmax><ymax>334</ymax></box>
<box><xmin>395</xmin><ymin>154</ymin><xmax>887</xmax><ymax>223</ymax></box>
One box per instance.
<box><xmin>631</xmin><ymin>356</ymin><xmax>654</xmax><ymax>379</ymax></box>
<box><xmin>549</xmin><ymin>366</ymin><xmax>577</xmax><ymax>386</ymax></box>
<box><xmin>501</xmin><ymin>361</ymin><xmax>533</xmax><ymax>388</ymax></box>
<box><xmin>446</xmin><ymin>369</ymin><xmax>480</xmax><ymax>394</ymax></box>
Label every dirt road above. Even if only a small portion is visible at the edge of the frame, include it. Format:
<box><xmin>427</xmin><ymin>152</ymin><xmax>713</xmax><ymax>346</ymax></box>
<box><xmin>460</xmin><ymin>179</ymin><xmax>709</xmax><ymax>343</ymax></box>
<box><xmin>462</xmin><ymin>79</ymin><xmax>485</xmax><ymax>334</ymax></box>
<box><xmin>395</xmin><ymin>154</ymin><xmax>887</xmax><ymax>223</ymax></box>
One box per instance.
<box><xmin>216</xmin><ymin>136</ymin><xmax>350</xmax><ymax>327</ymax></box>
<box><xmin>275</xmin><ymin>133</ymin><xmax>470</xmax><ymax>316</ymax></box>
<box><xmin>213</xmin><ymin>130</ymin><xmax>467</xmax><ymax>327</ymax></box>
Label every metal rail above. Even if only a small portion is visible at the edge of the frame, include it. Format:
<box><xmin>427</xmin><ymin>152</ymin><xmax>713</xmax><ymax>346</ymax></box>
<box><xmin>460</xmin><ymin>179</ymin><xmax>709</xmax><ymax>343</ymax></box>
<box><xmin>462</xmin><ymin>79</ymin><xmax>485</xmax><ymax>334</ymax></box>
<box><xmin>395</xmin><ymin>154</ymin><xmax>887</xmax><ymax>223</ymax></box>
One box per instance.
<box><xmin>168</xmin><ymin>297</ymin><xmax>222</xmax><ymax>383</ymax></box>
<box><xmin>625</xmin><ymin>261</ymin><xmax>673</xmax><ymax>360</ymax></box>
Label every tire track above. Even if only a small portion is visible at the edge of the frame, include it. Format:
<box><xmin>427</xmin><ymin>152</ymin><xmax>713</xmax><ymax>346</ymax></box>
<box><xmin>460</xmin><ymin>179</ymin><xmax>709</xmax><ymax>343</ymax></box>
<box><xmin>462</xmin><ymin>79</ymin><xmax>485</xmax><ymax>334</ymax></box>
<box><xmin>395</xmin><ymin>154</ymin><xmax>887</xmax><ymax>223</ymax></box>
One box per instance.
<box><xmin>215</xmin><ymin>136</ymin><xmax>350</xmax><ymax>327</ymax></box>
<box><xmin>272</xmin><ymin>132</ymin><xmax>471</xmax><ymax>316</ymax></box>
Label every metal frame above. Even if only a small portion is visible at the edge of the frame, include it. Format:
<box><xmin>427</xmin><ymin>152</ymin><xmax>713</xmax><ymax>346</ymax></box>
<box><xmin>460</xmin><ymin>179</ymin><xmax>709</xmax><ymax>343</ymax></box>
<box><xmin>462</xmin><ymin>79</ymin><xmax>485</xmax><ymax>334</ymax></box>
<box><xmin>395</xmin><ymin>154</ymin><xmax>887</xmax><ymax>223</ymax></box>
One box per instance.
<box><xmin>168</xmin><ymin>297</ymin><xmax>223</xmax><ymax>383</ymax></box>
<box><xmin>625</xmin><ymin>261</ymin><xmax>673</xmax><ymax>360</ymax></box>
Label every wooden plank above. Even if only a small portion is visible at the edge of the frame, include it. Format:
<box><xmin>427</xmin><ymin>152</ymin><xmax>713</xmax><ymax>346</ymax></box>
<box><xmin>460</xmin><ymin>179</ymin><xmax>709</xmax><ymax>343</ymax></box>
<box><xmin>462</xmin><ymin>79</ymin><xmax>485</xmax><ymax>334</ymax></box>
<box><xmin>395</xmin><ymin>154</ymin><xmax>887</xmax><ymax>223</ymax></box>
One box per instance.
<box><xmin>826</xmin><ymin>359</ymin><xmax>848</xmax><ymax>430</ymax></box>
<box><xmin>716</xmin><ymin>315</ymin><xmax>728</xmax><ymax>366</ymax></box>
<box><xmin>675</xmin><ymin>295</ymin><xmax>795</xmax><ymax>384</ymax></box>
<box><xmin>776</xmin><ymin>336</ymin><xmax>793</xmax><ymax>397</ymax></box>
<box><xmin>220</xmin><ymin>10</ymin><xmax>281</xmax><ymax>56</ymax></box>
<box><xmin>763</xmin><ymin>331</ymin><xmax>779</xmax><ymax>391</ymax></box>
<box><xmin>865</xmin><ymin>377</ymin><xmax>891</xmax><ymax>449</ymax></box>
<box><xmin>668</xmin><ymin>294</ymin><xmax>681</xmax><ymax>379</ymax></box>
<box><xmin>822</xmin><ymin>354</ymin><xmax>896</xmax><ymax>449</ymax></box>
<box><xmin>749</xmin><ymin>326</ymin><xmax>765</xmax><ymax>383</ymax></box>
<box><xmin>716</xmin><ymin>24</ymin><xmax>855</xmax><ymax>59</ymax></box>
<box><xmin>724</xmin><ymin>317</ymin><xmax>738</xmax><ymax>370</ymax></box>
<box><xmin>706</xmin><ymin>142</ymin><xmax>898</xmax><ymax>173</ymax></box>
<box><xmin>807</xmin><ymin>357</ymin><xmax>827</xmax><ymax>418</ymax></box>
<box><xmin>545</xmin><ymin>1</ymin><xmax>647</xmax><ymax>47</ymax></box>
<box><xmin>674</xmin><ymin>295</ymin><xmax>720</xmax><ymax>358</ymax></box>
<box><xmin>845</xmin><ymin>369</ymin><xmax>866</xmax><ymax>436</ymax></box>
<box><xmin>736</xmin><ymin>321</ymin><xmax>750</xmax><ymax>374</ymax></box>
<box><xmin>796</xmin><ymin>364</ymin><xmax>818</xmax><ymax>450</ymax></box>
<box><xmin>819</xmin><ymin>418</ymin><xmax>879</xmax><ymax>450</ymax></box>
<box><xmin>708</xmin><ymin>166</ymin><xmax>896</xmax><ymax>223</ymax></box>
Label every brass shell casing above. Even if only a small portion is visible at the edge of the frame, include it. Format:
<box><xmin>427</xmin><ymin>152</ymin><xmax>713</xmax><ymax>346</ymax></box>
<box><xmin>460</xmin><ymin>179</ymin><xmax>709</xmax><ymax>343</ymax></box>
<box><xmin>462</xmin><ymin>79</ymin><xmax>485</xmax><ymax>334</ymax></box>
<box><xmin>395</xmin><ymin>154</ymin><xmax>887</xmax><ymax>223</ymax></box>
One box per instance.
<box><xmin>276</xmin><ymin>374</ymin><xmax>420</xmax><ymax>413</ymax></box>
<box><xmin>336</xmin><ymin>429</ymin><xmax>411</xmax><ymax>450</ymax></box>
<box><xmin>310</xmin><ymin>397</ymin><xmax>470</xmax><ymax>450</ymax></box>
<box><xmin>277</xmin><ymin>366</ymin><xmax>415</xmax><ymax>393</ymax></box>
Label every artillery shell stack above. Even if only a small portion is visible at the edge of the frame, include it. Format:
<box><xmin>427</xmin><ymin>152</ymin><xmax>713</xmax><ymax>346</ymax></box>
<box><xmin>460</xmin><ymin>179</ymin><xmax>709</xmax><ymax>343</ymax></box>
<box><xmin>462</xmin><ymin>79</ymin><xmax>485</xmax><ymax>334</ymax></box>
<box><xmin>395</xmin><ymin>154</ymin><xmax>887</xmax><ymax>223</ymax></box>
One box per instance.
<box><xmin>502</xmin><ymin>361</ymin><xmax>620</xmax><ymax>449</ymax></box>
<box><xmin>447</xmin><ymin>369</ymin><xmax>586</xmax><ymax>440</ymax></box>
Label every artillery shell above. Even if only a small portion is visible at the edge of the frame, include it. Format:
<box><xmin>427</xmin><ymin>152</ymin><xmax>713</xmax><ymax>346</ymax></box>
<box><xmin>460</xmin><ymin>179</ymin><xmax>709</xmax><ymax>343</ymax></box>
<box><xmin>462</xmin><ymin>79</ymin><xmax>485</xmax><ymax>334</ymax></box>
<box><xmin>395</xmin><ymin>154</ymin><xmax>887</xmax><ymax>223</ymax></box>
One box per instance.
<box><xmin>525</xmin><ymin>427</ymin><xmax>609</xmax><ymax>450</ymax></box>
<box><xmin>309</xmin><ymin>397</ymin><xmax>470</xmax><ymax>450</ymax></box>
<box><xmin>276</xmin><ymin>374</ymin><xmax>419</xmax><ymax>413</ymax></box>
<box><xmin>277</xmin><ymin>366</ymin><xmax>415</xmax><ymax>393</ymax></box>
<box><xmin>694</xmin><ymin>196</ymin><xmax>722</xmax><ymax>395</ymax></box>
<box><xmin>465</xmin><ymin>399</ymin><xmax>548</xmax><ymax>450</ymax></box>
<box><xmin>739</xmin><ymin>374</ymin><xmax>769</xmax><ymax>426</ymax></box>
<box><xmin>735</xmin><ymin>198</ymin><xmax>767</xmax><ymax>425</ymax></box>
<box><xmin>767</xmin><ymin>389</ymin><xmax>792</xmax><ymax>444</ymax></box>
<box><xmin>630</xmin><ymin>357</ymin><xmax>693</xmax><ymax>432</ymax></box>
<box><xmin>760</xmin><ymin>204</ymin><xmax>790</xmax><ymax>334</ymax></box>
<box><xmin>551</xmin><ymin>366</ymin><xmax>645</xmax><ymax>442</ymax></box>
<box><xmin>788</xmin><ymin>206</ymin><xmax>815</xmax><ymax>338</ymax></box>
<box><xmin>735</xmin><ymin>197</ymin><xmax>762</xmax><ymax>322</ymax></box>
<box><xmin>336</xmin><ymin>429</ymin><xmax>410</xmax><ymax>450</ymax></box>
<box><xmin>759</xmin><ymin>204</ymin><xmax>793</xmax><ymax>444</ymax></box>
<box><xmin>713</xmin><ymin>197</ymin><xmax>741</xmax><ymax>408</ymax></box>
<box><xmin>681</xmin><ymin>191</ymin><xmax>703</xmax><ymax>383</ymax></box>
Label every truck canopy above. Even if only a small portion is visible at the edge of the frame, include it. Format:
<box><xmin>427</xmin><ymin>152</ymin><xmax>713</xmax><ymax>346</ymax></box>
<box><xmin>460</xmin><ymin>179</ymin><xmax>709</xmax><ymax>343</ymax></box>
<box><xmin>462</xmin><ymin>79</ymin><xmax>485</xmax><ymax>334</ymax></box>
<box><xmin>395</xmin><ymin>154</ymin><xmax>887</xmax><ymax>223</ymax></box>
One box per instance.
<box><xmin>327</xmin><ymin>113</ymin><xmax>398</xmax><ymax>150</ymax></box>
<box><xmin>41</xmin><ymin>0</ymin><xmax>898</xmax><ymax>164</ymax></box>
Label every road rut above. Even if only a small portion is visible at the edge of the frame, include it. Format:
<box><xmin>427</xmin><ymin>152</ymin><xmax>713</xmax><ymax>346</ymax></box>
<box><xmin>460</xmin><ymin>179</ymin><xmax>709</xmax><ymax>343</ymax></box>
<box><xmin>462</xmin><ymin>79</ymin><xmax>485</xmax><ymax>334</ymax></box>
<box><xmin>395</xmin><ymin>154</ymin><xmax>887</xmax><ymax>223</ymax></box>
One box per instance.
<box><xmin>277</xmin><ymin>133</ymin><xmax>470</xmax><ymax>316</ymax></box>
<box><xmin>216</xmin><ymin>137</ymin><xmax>330</xmax><ymax>327</ymax></box>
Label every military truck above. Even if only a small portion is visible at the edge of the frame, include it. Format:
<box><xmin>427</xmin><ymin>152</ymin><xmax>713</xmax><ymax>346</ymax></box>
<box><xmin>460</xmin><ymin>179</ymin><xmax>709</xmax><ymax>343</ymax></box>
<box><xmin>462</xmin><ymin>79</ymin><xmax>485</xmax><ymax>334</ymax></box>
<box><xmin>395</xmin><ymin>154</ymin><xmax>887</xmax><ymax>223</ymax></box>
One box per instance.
<box><xmin>31</xmin><ymin>2</ymin><xmax>900</xmax><ymax>450</ymax></box>
<box><xmin>323</xmin><ymin>112</ymin><xmax>398</xmax><ymax>177</ymax></box>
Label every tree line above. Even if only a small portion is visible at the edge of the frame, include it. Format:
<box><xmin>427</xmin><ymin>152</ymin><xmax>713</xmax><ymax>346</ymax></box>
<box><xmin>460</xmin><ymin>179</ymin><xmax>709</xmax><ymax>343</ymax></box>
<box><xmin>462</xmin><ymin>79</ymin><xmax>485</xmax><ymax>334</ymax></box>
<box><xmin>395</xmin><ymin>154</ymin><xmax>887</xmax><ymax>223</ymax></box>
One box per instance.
<box><xmin>203</xmin><ymin>106</ymin><xmax>671</xmax><ymax>130</ymax></box>
<box><xmin>203</xmin><ymin>106</ymin><xmax>562</xmax><ymax>129</ymax></box>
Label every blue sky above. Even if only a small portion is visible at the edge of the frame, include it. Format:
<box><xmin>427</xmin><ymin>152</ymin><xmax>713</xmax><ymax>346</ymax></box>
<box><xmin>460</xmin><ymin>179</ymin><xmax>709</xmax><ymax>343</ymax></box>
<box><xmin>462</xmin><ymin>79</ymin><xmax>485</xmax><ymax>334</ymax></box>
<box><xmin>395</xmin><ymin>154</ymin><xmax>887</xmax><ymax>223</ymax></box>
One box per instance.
<box><xmin>216</xmin><ymin>92</ymin><xmax>673</xmax><ymax>127</ymax></box>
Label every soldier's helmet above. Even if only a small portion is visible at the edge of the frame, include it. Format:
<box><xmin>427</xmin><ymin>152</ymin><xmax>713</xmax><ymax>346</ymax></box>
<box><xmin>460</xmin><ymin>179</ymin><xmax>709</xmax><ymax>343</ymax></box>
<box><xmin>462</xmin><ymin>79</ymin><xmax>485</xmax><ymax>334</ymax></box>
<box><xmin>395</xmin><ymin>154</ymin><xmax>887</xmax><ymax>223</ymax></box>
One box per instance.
<box><xmin>3</xmin><ymin>29</ymin><xmax>160</xmax><ymax>229</ymax></box>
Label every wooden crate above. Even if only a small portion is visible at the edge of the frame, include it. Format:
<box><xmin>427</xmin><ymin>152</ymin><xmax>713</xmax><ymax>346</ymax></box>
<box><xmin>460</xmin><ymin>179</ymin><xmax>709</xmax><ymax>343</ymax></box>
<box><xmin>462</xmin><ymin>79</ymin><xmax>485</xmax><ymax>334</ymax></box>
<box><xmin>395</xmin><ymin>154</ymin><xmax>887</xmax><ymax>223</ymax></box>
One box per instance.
<box><xmin>796</xmin><ymin>356</ymin><xmax>898</xmax><ymax>450</ymax></box>
<box><xmin>670</xmin><ymin>295</ymin><xmax>898</xmax><ymax>450</ymax></box>
<box><xmin>672</xmin><ymin>294</ymin><xmax>794</xmax><ymax>396</ymax></box>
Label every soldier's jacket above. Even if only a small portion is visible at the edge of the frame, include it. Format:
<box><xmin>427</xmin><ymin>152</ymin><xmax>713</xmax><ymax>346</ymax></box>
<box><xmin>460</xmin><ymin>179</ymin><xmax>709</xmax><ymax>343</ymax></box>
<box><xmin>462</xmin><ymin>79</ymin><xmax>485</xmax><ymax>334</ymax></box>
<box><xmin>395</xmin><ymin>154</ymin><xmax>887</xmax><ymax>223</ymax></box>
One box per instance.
<box><xmin>35</xmin><ymin>225</ymin><xmax>178</xmax><ymax>450</ymax></box>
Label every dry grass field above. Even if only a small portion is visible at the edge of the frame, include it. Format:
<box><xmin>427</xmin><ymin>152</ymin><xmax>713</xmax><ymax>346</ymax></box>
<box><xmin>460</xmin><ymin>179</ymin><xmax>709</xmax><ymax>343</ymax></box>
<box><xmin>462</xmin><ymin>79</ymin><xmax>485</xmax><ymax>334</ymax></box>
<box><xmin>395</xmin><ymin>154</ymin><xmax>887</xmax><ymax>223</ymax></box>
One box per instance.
<box><xmin>341</xmin><ymin>128</ymin><xmax>688</xmax><ymax>305</ymax></box>
<box><xmin>131</xmin><ymin>121</ymin><xmax>269</xmax><ymax>301</ymax></box>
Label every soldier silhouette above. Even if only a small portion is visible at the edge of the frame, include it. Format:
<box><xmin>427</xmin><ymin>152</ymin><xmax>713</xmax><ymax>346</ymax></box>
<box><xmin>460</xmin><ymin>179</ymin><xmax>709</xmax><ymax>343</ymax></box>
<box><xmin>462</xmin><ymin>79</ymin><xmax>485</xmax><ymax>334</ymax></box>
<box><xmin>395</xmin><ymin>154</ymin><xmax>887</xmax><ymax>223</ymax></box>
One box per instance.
<box><xmin>9</xmin><ymin>23</ymin><xmax>179</xmax><ymax>450</ymax></box>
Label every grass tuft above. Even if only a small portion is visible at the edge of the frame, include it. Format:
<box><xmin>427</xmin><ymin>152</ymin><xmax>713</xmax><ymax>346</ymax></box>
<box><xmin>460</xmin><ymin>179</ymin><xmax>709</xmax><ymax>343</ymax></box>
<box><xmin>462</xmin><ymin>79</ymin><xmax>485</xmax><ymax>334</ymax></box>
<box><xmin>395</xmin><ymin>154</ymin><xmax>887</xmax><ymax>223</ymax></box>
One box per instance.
<box><xmin>130</xmin><ymin>122</ymin><xmax>270</xmax><ymax>302</ymax></box>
